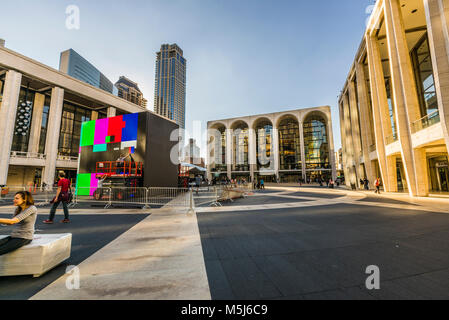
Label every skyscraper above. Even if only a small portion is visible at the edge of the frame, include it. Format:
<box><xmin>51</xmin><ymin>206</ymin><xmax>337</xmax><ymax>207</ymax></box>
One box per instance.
<box><xmin>59</xmin><ymin>49</ymin><xmax>113</xmax><ymax>93</ymax></box>
<box><xmin>154</xmin><ymin>44</ymin><xmax>186</xmax><ymax>129</ymax></box>
<box><xmin>115</xmin><ymin>76</ymin><xmax>148</xmax><ymax>108</ymax></box>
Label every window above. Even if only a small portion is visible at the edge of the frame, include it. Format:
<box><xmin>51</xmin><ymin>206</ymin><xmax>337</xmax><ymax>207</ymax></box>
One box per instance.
<box><xmin>11</xmin><ymin>87</ymin><xmax>36</xmax><ymax>152</ymax></box>
<box><xmin>58</xmin><ymin>102</ymin><xmax>91</xmax><ymax>157</ymax></box>
<box><xmin>278</xmin><ymin>117</ymin><xmax>301</xmax><ymax>171</ymax></box>
<box><xmin>303</xmin><ymin>114</ymin><xmax>330</xmax><ymax>170</ymax></box>
<box><xmin>38</xmin><ymin>95</ymin><xmax>51</xmax><ymax>154</ymax></box>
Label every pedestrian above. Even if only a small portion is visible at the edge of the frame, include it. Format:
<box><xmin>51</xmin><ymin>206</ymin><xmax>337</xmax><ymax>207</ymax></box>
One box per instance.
<box><xmin>375</xmin><ymin>178</ymin><xmax>381</xmax><ymax>194</ymax></box>
<box><xmin>260</xmin><ymin>179</ymin><xmax>265</xmax><ymax>190</ymax></box>
<box><xmin>360</xmin><ymin>179</ymin><xmax>364</xmax><ymax>189</ymax></box>
<box><xmin>364</xmin><ymin>178</ymin><xmax>370</xmax><ymax>190</ymax></box>
<box><xmin>0</xmin><ymin>191</ymin><xmax>37</xmax><ymax>256</ymax></box>
<box><xmin>43</xmin><ymin>171</ymin><xmax>71</xmax><ymax>224</ymax></box>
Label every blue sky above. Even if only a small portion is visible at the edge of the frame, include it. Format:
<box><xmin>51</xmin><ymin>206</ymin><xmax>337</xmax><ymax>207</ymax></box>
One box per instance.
<box><xmin>0</xmin><ymin>0</ymin><xmax>375</xmax><ymax>153</ymax></box>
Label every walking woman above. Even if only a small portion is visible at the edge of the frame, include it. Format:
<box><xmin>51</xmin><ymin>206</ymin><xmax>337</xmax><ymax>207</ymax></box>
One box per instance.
<box><xmin>0</xmin><ymin>191</ymin><xmax>37</xmax><ymax>256</ymax></box>
<box><xmin>43</xmin><ymin>171</ymin><xmax>71</xmax><ymax>224</ymax></box>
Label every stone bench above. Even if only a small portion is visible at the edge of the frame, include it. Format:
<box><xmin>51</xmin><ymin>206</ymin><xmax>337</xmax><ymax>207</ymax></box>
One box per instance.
<box><xmin>0</xmin><ymin>234</ymin><xmax>72</xmax><ymax>278</ymax></box>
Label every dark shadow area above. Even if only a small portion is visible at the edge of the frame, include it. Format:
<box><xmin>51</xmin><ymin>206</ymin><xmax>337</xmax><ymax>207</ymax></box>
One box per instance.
<box><xmin>0</xmin><ymin>213</ymin><xmax>149</xmax><ymax>300</ymax></box>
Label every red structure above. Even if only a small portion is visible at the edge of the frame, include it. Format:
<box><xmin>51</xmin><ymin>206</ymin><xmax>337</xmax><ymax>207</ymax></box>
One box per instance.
<box><xmin>95</xmin><ymin>161</ymin><xmax>143</xmax><ymax>178</ymax></box>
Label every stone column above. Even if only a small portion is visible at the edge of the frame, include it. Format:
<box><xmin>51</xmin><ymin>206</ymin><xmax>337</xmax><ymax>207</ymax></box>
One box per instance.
<box><xmin>384</xmin><ymin>0</ymin><xmax>425</xmax><ymax>196</ymax></box>
<box><xmin>326</xmin><ymin>112</ymin><xmax>338</xmax><ymax>182</ymax></box>
<box><xmin>107</xmin><ymin>107</ymin><xmax>116</xmax><ymax>118</ymax></box>
<box><xmin>355</xmin><ymin>62</ymin><xmax>377</xmax><ymax>186</ymax></box>
<box><xmin>42</xmin><ymin>87</ymin><xmax>64</xmax><ymax>188</ymax></box>
<box><xmin>299</xmin><ymin>120</ymin><xmax>307</xmax><ymax>180</ymax></box>
<box><xmin>348</xmin><ymin>80</ymin><xmax>364</xmax><ymax>187</ymax></box>
<box><xmin>0</xmin><ymin>70</ymin><xmax>22</xmax><ymax>185</ymax></box>
<box><xmin>28</xmin><ymin>93</ymin><xmax>45</xmax><ymax>154</ymax></box>
<box><xmin>226</xmin><ymin>129</ymin><xmax>232</xmax><ymax>179</ymax></box>
<box><xmin>366</xmin><ymin>34</ymin><xmax>396</xmax><ymax>192</ymax></box>
<box><xmin>424</xmin><ymin>0</ymin><xmax>449</xmax><ymax>156</ymax></box>
<box><xmin>91</xmin><ymin>111</ymin><xmax>99</xmax><ymax>121</ymax></box>
<box><xmin>273</xmin><ymin>127</ymin><xmax>280</xmax><ymax>180</ymax></box>
<box><xmin>414</xmin><ymin>148</ymin><xmax>429</xmax><ymax>196</ymax></box>
<box><xmin>339</xmin><ymin>102</ymin><xmax>350</xmax><ymax>187</ymax></box>
<box><xmin>342</xmin><ymin>93</ymin><xmax>357</xmax><ymax>187</ymax></box>
<box><xmin>249</xmin><ymin>128</ymin><xmax>257</xmax><ymax>182</ymax></box>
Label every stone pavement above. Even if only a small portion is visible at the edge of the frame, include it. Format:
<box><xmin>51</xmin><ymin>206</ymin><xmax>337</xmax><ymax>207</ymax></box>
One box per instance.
<box><xmin>30</xmin><ymin>206</ymin><xmax>210</xmax><ymax>300</ymax></box>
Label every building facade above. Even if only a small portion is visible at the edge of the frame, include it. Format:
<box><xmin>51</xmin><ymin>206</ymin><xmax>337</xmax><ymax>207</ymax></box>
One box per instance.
<box><xmin>59</xmin><ymin>49</ymin><xmax>114</xmax><ymax>94</ymax></box>
<box><xmin>207</xmin><ymin>107</ymin><xmax>337</xmax><ymax>183</ymax></box>
<box><xmin>114</xmin><ymin>76</ymin><xmax>147</xmax><ymax>108</ymax></box>
<box><xmin>0</xmin><ymin>45</ymin><xmax>147</xmax><ymax>187</ymax></box>
<box><xmin>154</xmin><ymin>44</ymin><xmax>187</xmax><ymax>129</ymax></box>
<box><xmin>339</xmin><ymin>0</ymin><xmax>449</xmax><ymax>197</ymax></box>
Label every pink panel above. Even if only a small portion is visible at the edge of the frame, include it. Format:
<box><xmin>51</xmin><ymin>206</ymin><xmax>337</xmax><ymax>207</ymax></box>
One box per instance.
<box><xmin>94</xmin><ymin>118</ymin><xmax>109</xmax><ymax>145</ymax></box>
<box><xmin>90</xmin><ymin>173</ymin><xmax>98</xmax><ymax>196</ymax></box>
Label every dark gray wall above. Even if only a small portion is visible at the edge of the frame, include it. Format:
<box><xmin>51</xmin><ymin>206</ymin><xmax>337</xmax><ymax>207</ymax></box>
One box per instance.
<box><xmin>144</xmin><ymin>112</ymin><xmax>179</xmax><ymax>187</ymax></box>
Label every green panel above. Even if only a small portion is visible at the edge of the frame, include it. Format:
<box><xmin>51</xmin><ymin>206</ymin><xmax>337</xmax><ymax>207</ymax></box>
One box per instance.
<box><xmin>106</xmin><ymin>136</ymin><xmax>111</xmax><ymax>143</ymax></box>
<box><xmin>76</xmin><ymin>173</ymin><xmax>91</xmax><ymax>196</ymax></box>
<box><xmin>81</xmin><ymin>121</ymin><xmax>96</xmax><ymax>147</ymax></box>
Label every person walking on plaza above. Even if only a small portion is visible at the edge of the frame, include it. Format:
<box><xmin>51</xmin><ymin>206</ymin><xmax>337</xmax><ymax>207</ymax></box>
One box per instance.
<box><xmin>364</xmin><ymin>178</ymin><xmax>370</xmax><ymax>190</ymax></box>
<box><xmin>260</xmin><ymin>179</ymin><xmax>265</xmax><ymax>190</ymax></box>
<box><xmin>0</xmin><ymin>191</ymin><xmax>37</xmax><ymax>256</ymax></box>
<box><xmin>43</xmin><ymin>171</ymin><xmax>71</xmax><ymax>224</ymax></box>
<box><xmin>374</xmin><ymin>178</ymin><xmax>381</xmax><ymax>194</ymax></box>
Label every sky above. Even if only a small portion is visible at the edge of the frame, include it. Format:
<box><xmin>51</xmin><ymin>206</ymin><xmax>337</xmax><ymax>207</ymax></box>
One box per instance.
<box><xmin>0</xmin><ymin>0</ymin><xmax>376</xmax><ymax>156</ymax></box>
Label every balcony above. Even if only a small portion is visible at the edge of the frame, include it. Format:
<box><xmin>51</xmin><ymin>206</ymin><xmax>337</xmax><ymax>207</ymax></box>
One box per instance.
<box><xmin>385</xmin><ymin>132</ymin><xmax>398</xmax><ymax>145</ymax></box>
<box><xmin>10</xmin><ymin>151</ymin><xmax>46</xmax><ymax>159</ymax></box>
<box><xmin>369</xmin><ymin>144</ymin><xmax>376</xmax><ymax>153</ymax></box>
<box><xmin>57</xmin><ymin>154</ymin><xmax>79</xmax><ymax>162</ymax></box>
<box><xmin>411</xmin><ymin>110</ymin><xmax>440</xmax><ymax>134</ymax></box>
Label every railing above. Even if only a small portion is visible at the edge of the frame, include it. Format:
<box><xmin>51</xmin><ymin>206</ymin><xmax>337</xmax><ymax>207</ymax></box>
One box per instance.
<box><xmin>385</xmin><ymin>132</ymin><xmax>398</xmax><ymax>145</ymax></box>
<box><xmin>411</xmin><ymin>110</ymin><xmax>440</xmax><ymax>134</ymax></box>
<box><xmin>10</xmin><ymin>151</ymin><xmax>46</xmax><ymax>159</ymax></box>
<box><xmin>57</xmin><ymin>154</ymin><xmax>79</xmax><ymax>162</ymax></box>
<box><xmin>0</xmin><ymin>185</ymin><xmax>58</xmax><ymax>204</ymax></box>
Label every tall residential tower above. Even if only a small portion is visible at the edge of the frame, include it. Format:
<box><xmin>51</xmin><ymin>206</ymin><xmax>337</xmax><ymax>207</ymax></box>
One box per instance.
<box><xmin>154</xmin><ymin>44</ymin><xmax>186</xmax><ymax>128</ymax></box>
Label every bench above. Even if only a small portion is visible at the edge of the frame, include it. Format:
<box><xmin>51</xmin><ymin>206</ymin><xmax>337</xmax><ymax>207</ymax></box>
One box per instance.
<box><xmin>0</xmin><ymin>234</ymin><xmax>72</xmax><ymax>278</ymax></box>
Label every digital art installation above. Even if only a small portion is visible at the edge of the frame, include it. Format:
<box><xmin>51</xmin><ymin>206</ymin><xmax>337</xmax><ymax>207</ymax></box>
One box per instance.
<box><xmin>76</xmin><ymin>112</ymin><xmax>146</xmax><ymax>196</ymax></box>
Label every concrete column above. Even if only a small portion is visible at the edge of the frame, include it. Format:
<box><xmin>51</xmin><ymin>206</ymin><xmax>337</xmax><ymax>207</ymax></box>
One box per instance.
<box><xmin>299</xmin><ymin>120</ymin><xmax>307</xmax><ymax>180</ymax></box>
<box><xmin>342</xmin><ymin>93</ymin><xmax>357</xmax><ymax>187</ymax></box>
<box><xmin>42</xmin><ymin>87</ymin><xmax>64</xmax><ymax>187</ymax></box>
<box><xmin>414</xmin><ymin>148</ymin><xmax>430</xmax><ymax>196</ymax></box>
<box><xmin>355</xmin><ymin>62</ymin><xmax>377</xmax><ymax>186</ymax></box>
<box><xmin>273</xmin><ymin>127</ymin><xmax>280</xmax><ymax>180</ymax></box>
<box><xmin>339</xmin><ymin>102</ymin><xmax>351</xmax><ymax>187</ymax></box>
<box><xmin>425</xmin><ymin>0</ymin><xmax>449</xmax><ymax>156</ymax></box>
<box><xmin>384</xmin><ymin>0</ymin><xmax>425</xmax><ymax>196</ymax></box>
<box><xmin>249</xmin><ymin>128</ymin><xmax>256</xmax><ymax>182</ymax></box>
<box><xmin>348</xmin><ymin>80</ymin><xmax>364</xmax><ymax>187</ymax></box>
<box><xmin>28</xmin><ymin>93</ymin><xmax>45</xmax><ymax>154</ymax></box>
<box><xmin>366</xmin><ymin>34</ymin><xmax>396</xmax><ymax>192</ymax></box>
<box><xmin>107</xmin><ymin>107</ymin><xmax>116</xmax><ymax>118</ymax></box>
<box><xmin>386</xmin><ymin>155</ymin><xmax>398</xmax><ymax>192</ymax></box>
<box><xmin>91</xmin><ymin>111</ymin><xmax>99</xmax><ymax>121</ymax></box>
<box><xmin>326</xmin><ymin>113</ymin><xmax>338</xmax><ymax>182</ymax></box>
<box><xmin>0</xmin><ymin>70</ymin><xmax>22</xmax><ymax>185</ymax></box>
<box><xmin>226</xmin><ymin>129</ymin><xmax>232</xmax><ymax>179</ymax></box>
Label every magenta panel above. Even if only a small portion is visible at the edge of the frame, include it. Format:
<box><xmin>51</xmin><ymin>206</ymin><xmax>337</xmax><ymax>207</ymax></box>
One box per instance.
<box><xmin>90</xmin><ymin>173</ymin><xmax>98</xmax><ymax>196</ymax></box>
<box><xmin>94</xmin><ymin>118</ymin><xmax>109</xmax><ymax>145</ymax></box>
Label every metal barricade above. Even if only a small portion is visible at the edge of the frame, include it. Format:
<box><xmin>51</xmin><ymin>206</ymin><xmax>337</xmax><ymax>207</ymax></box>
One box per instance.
<box><xmin>193</xmin><ymin>186</ymin><xmax>222</xmax><ymax>207</ymax></box>
<box><xmin>108</xmin><ymin>187</ymin><xmax>147</xmax><ymax>208</ymax></box>
<box><xmin>147</xmin><ymin>187</ymin><xmax>189</xmax><ymax>208</ymax></box>
<box><xmin>72</xmin><ymin>187</ymin><xmax>113</xmax><ymax>209</ymax></box>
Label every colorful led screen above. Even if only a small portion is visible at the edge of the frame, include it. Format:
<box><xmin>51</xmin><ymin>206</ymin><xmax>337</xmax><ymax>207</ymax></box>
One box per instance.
<box><xmin>76</xmin><ymin>112</ymin><xmax>146</xmax><ymax>196</ymax></box>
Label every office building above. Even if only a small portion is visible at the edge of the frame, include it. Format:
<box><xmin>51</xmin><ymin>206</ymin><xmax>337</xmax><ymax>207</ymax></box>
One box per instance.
<box><xmin>59</xmin><ymin>49</ymin><xmax>113</xmax><ymax>93</ymax></box>
<box><xmin>154</xmin><ymin>44</ymin><xmax>187</xmax><ymax>128</ymax></box>
<box><xmin>114</xmin><ymin>76</ymin><xmax>147</xmax><ymax>108</ymax></box>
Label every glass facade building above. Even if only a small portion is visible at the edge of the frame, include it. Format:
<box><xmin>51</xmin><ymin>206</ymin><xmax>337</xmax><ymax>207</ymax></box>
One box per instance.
<box><xmin>154</xmin><ymin>44</ymin><xmax>187</xmax><ymax>129</ymax></box>
<box><xmin>207</xmin><ymin>107</ymin><xmax>336</xmax><ymax>183</ymax></box>
<box><xmin>59</xmin><ymin>49</ymin><xmax>113</xmax><ymax>94</ymax></box>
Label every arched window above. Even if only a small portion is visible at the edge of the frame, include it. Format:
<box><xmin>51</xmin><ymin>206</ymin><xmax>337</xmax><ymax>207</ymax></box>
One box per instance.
<box><xmin>232</xmin><ymin>121</ymin><xmax>249</xmax><ymax>171</ymax></box>
<box><xmin>303</xmin><ymin>113</ymin><xmax>330</xmax><ymax>170</ymax></box>
<box><xmin>210</xmin><ymin>124</ymin><xmax>226</xmax><ymax>172</ymax></box>
<box><xmin>254</xmin><ymin>119</ymin><xmax>273</xmax><ymax>171</ymax></box>
<box><xmin>278</xmin><ymin>116</ymin><xmax>301</xmax><ymax>171</ymax></box>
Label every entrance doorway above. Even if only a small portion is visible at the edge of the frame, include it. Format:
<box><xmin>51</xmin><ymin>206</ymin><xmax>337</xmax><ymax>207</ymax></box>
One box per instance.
<box><xmin>429</xmin><ymin>156</ymin><xmax>449</xmax><ymax>192</ymax></box>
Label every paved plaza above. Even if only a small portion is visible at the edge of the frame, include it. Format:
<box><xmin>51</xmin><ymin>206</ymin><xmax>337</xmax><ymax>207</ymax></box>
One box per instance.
<box><xmin>1</xmin><ymin>186</ymin><xmax>449</xmax><ymax>300</ymax></box>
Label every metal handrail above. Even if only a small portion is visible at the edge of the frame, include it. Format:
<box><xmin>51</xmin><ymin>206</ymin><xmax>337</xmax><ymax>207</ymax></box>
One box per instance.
<box><xmin>411</xmin><ymin>110</ymin><xmax>440</xmax><ymax>133</ymax></box>
<box><xmin>10</xmin><ymin>151</ymin><xmax>46</xmax><ymax>159</ymax></box>
<box><xmin>385</xmin><ymin>132</ymin><xmax>398</xmax><ymax>145</ymax></box>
